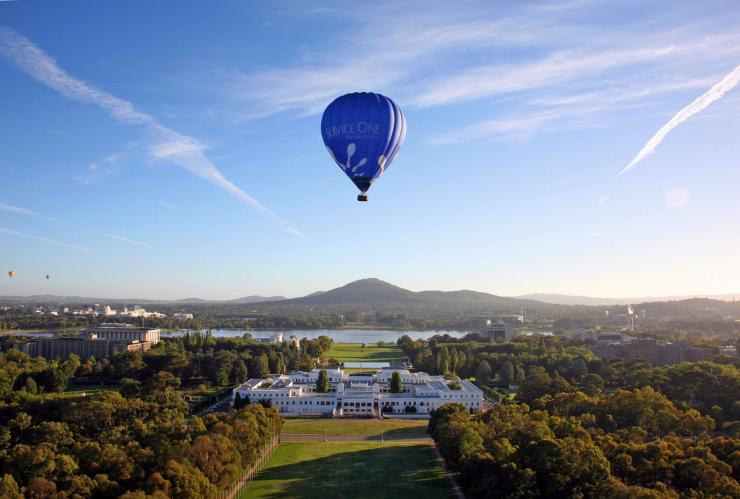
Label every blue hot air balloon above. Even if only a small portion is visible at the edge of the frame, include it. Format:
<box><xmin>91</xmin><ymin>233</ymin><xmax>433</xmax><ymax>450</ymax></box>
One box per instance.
<box><xmin>321</xmin><ymin>92</ymin><xmax>406</xmax><ymax>201</ymax></box>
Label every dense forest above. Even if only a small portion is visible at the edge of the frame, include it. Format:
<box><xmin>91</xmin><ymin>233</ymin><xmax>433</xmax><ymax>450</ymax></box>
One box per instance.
<box><xmin>402</xmin><ymin>335</ymin><xmax>740</xmax><ymax>497</ymax></box>
<box><xmin>0</xmin><ymin>333</ymin><xmax>334</xmax><ymax>497</ymax></box>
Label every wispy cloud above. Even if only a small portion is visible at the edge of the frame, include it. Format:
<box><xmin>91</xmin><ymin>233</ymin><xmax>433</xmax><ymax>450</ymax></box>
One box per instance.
<box><xmin>413</xmin><ymin>45</ymin><xmax>678</xmax><ymax>108</ymax></box>
<box><xmin>616</xmin><ymin>64</ymin><xmax>740</xmax><ymax>177</ymax></box>
<box><xmin>428</xmin><ymin>74</ymin><xmax>722</xmax><ymax>144</ymax></box>
<box><xmin>226</xmin><ymin>2</ymin><xmax>586</xmax><ymax>118</ymax></box>
<box><xmin>584</xmin><ymin>231</ymin><xmax>601</xmax><ymax>240</ymax></box>
<box><xmin>429</xmin><ymin>109</ymin><xmax>567</xmax><ymax>144</ymax></box>
<box><xmin>0</xmin><ymin>200</ymin><xmax>149</xmax><ymax>247</ymax></box>
<box><xmin>227</xmin><ymin>0</ymin><xmax>740</xmax><ymax>118</ymax></box>
<box><xmin>157</xmin><ymin>200</ymin><xmax>184</xmax><ymax>212</ymax></box>
<box><xmin>75</xmin><ymin>152</ymin><xmax>121</xmax><ymax>185</ymax></box>
<box><xmin>224</xmin><ymin>2</ymin><xmax>740</xmax><ymax>150</ymax></box>
<box><xmin>0</xmin><ymin>26</ymin><xmax>303</xmax><ymax>237</ymax></box>
<box><xmin>0</xmin><ymin>227</ymin><xmax>93</xmax><ymax>252</ymax></box>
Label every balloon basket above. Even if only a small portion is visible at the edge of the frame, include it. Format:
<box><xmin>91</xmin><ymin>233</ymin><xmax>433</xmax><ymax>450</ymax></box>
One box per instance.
<box><xmin>357</xmin><ymin>194</ymin><xmax>368</xmax><ymax>202</ymax></box>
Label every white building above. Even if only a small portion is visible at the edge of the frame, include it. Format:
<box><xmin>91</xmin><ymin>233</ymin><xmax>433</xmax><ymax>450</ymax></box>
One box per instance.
<box><xmin>233</xmin><ymin>368</ymin><xmax>484</xmax><ymax>418</ymax></box>
<box><xmin>255</xmin><ymin>332</ymin><xmax>284</xmax><ymax>344</ymax></box>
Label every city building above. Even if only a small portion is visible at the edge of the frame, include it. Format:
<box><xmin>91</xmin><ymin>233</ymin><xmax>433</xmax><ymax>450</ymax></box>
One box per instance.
<box><xmin>591</xmin><ymin>338</ymin><xmax>713</xmax><ymax>366</ymax></box>
<box><xmin>171</xmin><ymin>313</ymin><xmax>194</xmax><ymax>320</ymax></box>
<box><xmin>569</xmin><ymin>331</ymin><xmax>634</xmax><ymax>343</ymax></box>
<box><xmin>15</xmin><ymin>336</ymin><xmax>152</xmax><ymax>359</ymax></box>
<box><xmin>480</xmin><ymin>320</ymin><xmax>515</xmax><ymax>341</ymax></box>
<box><xmin>80</xmin><ymin>324</ymin><xmax>160</xmax><ymax>344</ymax></box>
<box><xmin>12</xmin><ymin>324</ymin><xmax>161</xmax><ymax>360</ymax></box>
<box><xmin>233</xmin><ymin>367</ymin><xmax>484</xmax><ymax>418</ymax></box>
<box><xmin>255</xmin><ymin>332</ymin><xmax>284</xmax><ymax>344</ymax></box>
<box><xmin>118</xmin><ymin>306</ymin><xmax>166</xmax><ymax>319</ymax></box>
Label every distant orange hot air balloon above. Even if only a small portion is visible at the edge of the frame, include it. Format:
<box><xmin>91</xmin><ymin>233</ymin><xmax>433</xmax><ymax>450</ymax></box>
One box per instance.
<box><xmin>8</xmin><ymin>271</ymin><xmax>15</xmax><ymax>278</ymax></box>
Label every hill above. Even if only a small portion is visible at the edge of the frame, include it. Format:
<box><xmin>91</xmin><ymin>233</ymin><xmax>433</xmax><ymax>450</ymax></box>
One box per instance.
<box><xmin>285</xmin><ymin>278</ymin><xmax>418</xmax><ymax>305</ymax></box>
<box><xmin>278</xmin><ymin>278</ymin><xmax>542</xmax><ymax>309</ymax></box>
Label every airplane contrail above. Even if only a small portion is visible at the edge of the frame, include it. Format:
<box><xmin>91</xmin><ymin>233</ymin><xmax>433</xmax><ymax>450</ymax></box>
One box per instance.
<box><xmin>616</xmin><ymin>64</ymin><xmax>740</xmax><ymax>178</ymax></box>
<box><xmin>0</xmin><ymin>26</ymin><xmax>303</xmax><ymax>237</ymax></box>
<box><xmin>0</xmin><ymin>201</ymin><xmax>149</xmax><ymax>246</ymax></box>
<box><xmin>0</xmin><ymin>227</ymin><xmax>94</xmax><ymax>252</ymax></box>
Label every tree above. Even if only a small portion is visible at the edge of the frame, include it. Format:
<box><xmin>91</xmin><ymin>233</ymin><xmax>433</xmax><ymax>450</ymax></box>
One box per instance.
<box><xmin>233</xmin><ymin>392</ymin><xmax>244</xmax><ymax>410</ymax></box>
<box><xmin>249</xmin><ymin>354</ymin><xmax>269</xmax><ymax>379</ymax></box>
<box><xmin>317</xmin><ymin>369</ymin><xmax>329</xmax><ymax>393</ymax></box>
<box><xmin>23</xmin><ymin>377</ymin><xmax>37</xmax><ymax>394</ymax></box>
<box><xmin>391</xmin><ymin>371</ymin><xmax>402</xmax><ymax>393</ymax></box>
<box><xmin>499</xmin><ymin>360</ymin><xmax>515</xmax><ymax>385</ymax></box>
<box><xmin>230</xmin><ymin>359</ymin><xmax>248</xmax><ymax>385</ymax></box>
<box><xmin>0</xmin><ymin>474</ymin><xmax>22</xmax><ymax>499</ymax></box>
<box><xmin>475</xmin><ymin>360</ymin><xmax>492</xmax><ymax>384</ymax></box>
<box><xmin>120</xmin><ymin>378</ymin><xmax>141</xmax><ymax>399</ymax></box>
<box><xmin>582</xmin><ymin>373</ymin><xmax>604</xmax><ymax>395</ymax></box>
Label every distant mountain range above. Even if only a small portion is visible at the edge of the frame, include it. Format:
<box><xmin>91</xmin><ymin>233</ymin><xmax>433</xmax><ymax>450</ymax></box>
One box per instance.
<box><xmin>0</xmin><ymin>278</ymin><xmax>737</xmax><ymax>310</ymax></box>
<box><xmin>0</xmin><ymin>294</ymin><xmax>286</xmax><ymax>306</ymax></box>
<box><xmin>517</xmin><ymin>293</ymin><xmax>740</xmax><ymax>306</ymax></box>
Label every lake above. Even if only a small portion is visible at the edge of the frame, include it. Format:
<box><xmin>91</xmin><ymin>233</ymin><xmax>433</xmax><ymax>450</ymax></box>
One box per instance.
<box><xmin>162</xmin><ymin>328</ymin><xmax>471</xmax><ymax>343</ymax></box>
<box><xmin>5</xmin><ymin>328</ymin><xmax>472</xmax><ymax>343</ymax></box>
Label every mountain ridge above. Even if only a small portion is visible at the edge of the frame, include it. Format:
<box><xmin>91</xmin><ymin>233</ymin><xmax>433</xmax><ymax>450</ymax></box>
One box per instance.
<box><xmin>1</xmin><ymin>279</ymin><xmax>738</xmax><ymax>309</ymax></box>
<box><xmin>517</xmin><ymin>292</ymin><xmax>740</xmax><ymax>306</ymax></box>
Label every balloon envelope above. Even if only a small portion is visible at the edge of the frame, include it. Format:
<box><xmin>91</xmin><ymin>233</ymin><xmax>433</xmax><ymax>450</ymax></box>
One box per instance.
<box><xmin>321</xmin><ymin>92</ymin><xmax>406</xmax><ymax>193</ymax></box>
<box><xmin>8</xmin><ymin>271</ymin><xmax>14</xmax><ymax>278</ymax></box>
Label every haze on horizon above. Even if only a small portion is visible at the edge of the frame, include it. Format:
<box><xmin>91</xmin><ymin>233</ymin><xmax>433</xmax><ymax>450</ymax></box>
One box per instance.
<box><xmin>2</xmin><ymin>0</ymin><xmax>740</xmax><ymax>301</ymax></box>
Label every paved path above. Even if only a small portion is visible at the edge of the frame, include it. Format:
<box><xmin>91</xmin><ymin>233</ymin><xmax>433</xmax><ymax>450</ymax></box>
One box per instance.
<box><xmin>280</xmin><ymin>433</ymin><xmax>433</xmax><ymax>442</ymax></box>
<box><xmin>431</xmin><ymin>445</ymin><xmax>466</xmax><ymax>499</ymax></box>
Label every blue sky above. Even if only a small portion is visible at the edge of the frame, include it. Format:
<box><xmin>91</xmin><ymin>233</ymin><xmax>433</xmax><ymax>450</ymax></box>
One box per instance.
<box><xmin>1</xmin><ymin>0</ymin><xmax>739</xmax><ymax>300</ymax></box>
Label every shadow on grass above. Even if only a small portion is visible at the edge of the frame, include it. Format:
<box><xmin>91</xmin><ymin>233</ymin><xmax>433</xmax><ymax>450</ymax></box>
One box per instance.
<box><xmin>378</xmin><ymin>426</ymin><xmax>429</xmax><ymax>438</ymax></box>
<box><xmin>248</xmin><ymin>444</ymin><xmax>451</xmax><ymax>499</ymax></box>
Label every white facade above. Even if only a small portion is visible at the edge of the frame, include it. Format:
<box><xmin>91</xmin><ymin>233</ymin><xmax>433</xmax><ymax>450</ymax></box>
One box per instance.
<box><xmin>233</xmin><ymin>368</ymin><xmax>484</xmax><ymax>418</ymax></box>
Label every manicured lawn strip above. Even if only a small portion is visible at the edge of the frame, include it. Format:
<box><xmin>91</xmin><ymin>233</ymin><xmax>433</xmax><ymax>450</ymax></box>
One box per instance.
<box><xmin>322</xmin><ymin>342</ymin><xmax>406</xmax><ymax>362</ymax></box>
<box><xmin>240</xmin><ymin>442</ymin><xmax>452</xmax><ymax>499</ymax></box>
<box><xmin>64</xmin><ymin>385</ymin><xmax>122</xmax><ymax>393</ymax></box>
<box><xmin>282</xmin><ymin>418</ymin><xmax>428</xmax><ymax>437</ymax></box>
<box><xmin>341</xmin><ymin>367</ymin><xmax>379</xmax><ymax>374</ymax></box>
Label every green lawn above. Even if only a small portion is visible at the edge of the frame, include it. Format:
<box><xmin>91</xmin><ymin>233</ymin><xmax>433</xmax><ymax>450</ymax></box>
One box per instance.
<box><xmin>322</xmin><ymin>342</ymin><xmax>406</xmax><ymax>362</ymax></box>
<box><xmin>240</xmin><ymin>442</ymin><xmax>452</xmax><ymax>499</ymax></box>
<box><xmin>65</xmin><ymin>384</ymin><xmax>121</xmax><ymax>393</ymax></box>
<box><xmin>282</xmin><ymin>418</ymin><xmax>428</xmax><ymax>437</ymax></box>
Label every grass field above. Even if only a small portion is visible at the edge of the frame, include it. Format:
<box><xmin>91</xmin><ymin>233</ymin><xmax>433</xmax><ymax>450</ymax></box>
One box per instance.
<box><xmin>282</xmin><ymin>418</ymin><xmax>428</xmax><ymax>437</ymax></box>
<box><xmin>322</xmin><ymin>342</ymin><xmax>406</xmax><ymax>362</ymax></box>
<box><xmin>65</xmin><ymin>384</ymin><xmax>121</xmax><ymax>393</ymax></box>
<box><xmin>240</xmin><ymin>442</ymin><xmax>452</xmax><ymax>499</ymax></box>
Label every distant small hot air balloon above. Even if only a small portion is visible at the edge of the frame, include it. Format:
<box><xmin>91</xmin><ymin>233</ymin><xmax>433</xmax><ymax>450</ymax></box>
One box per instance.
<box><xmin>321</xmin><ymin>92</ymin><xmax>407</xmax><ymax>201</ymax></box>
<box><xmin>46</xmin><ymin>274</ymin><xmax>50</xmax><ymax>280</ymax></box>
<box><xmin>8</xmin><ymin>271</ymin><xmax>14</xmax><ymax>278</ymax></box>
